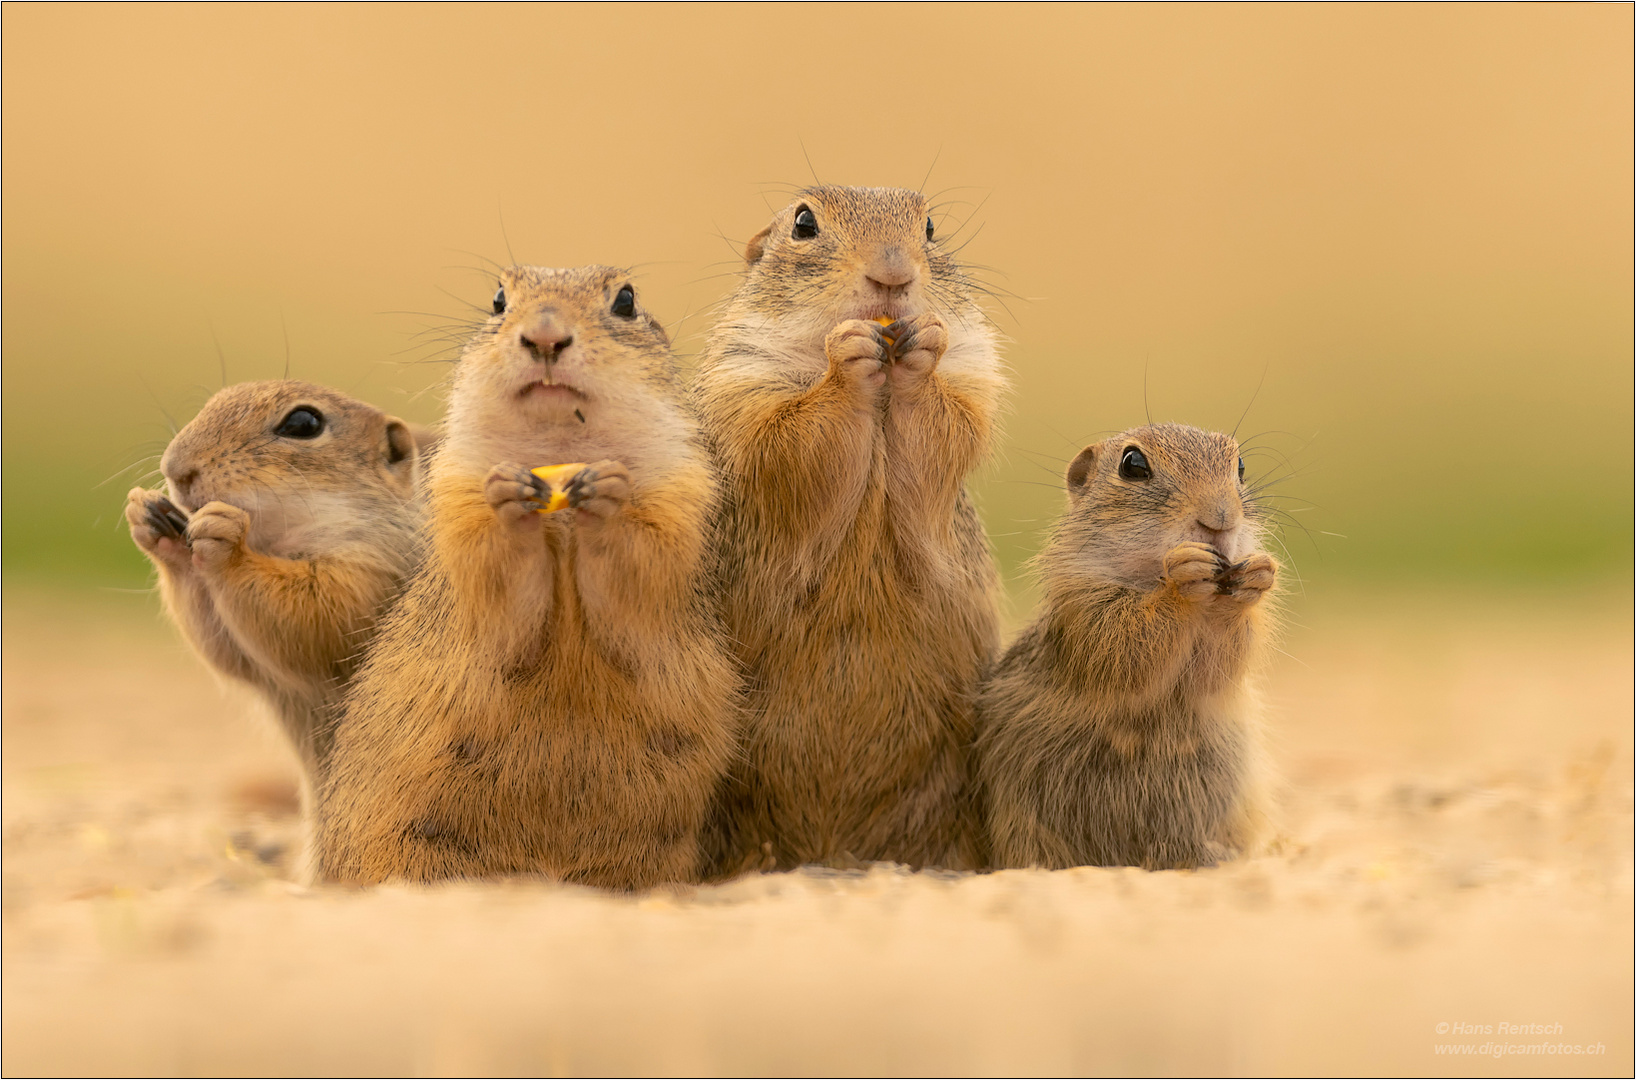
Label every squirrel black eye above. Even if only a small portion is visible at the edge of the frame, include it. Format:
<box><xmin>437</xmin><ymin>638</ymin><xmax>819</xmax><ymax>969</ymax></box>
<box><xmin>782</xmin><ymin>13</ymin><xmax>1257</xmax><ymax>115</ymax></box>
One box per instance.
<box><xmin>611</xmin><ymin>284</ymin><xmax>636</xmax><ymax>318</ymax></box>
<box><xmin>1118</xmin><ymin>446</ymin><xmax>1151</xmax><ymax>481</ymax></box>
<box><xmin>792</xmin><ymin>207</ymin><xmax>818</xmax><ymax>240</ymax></box>
<box><xmin>926</xmin><ymin>216</ymin><xmax>935</xmax><ymax>241</ymax></box>
<box><xmin>275</xmin><ymin>406</ymin><xmax>324</xmax><ymax>439</ymax></box>
<box><xmin>1237</xmin><ymin>456</ymin><xmax>1245</xmax><ymax>482</ymax></box>
<box><xmin>492</xmin><ymin>285</ymin><xmax>506</xmax><ymax>315</ymax></box>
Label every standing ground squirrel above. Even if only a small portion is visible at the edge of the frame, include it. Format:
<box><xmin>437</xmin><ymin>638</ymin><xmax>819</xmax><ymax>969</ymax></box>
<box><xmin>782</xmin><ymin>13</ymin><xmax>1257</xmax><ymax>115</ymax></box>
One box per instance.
<box><xmin>316</xmin><ymin>266</ymin><xmax>738</xmax><ymax>888</ymax></box>
<box><xmin>695</xmin><ymin>186</ymin><xmax>1006</xmax><ymax>872</ymax></box>
<box><xmin>975</xmin><ymin>423</ymin><xmax>1279</xmax><ymax>870</ymax></box>
<box><xmin>125</xmin><ymin>381</ymin><xmax>426</xmax><ymax>830</ymax></box>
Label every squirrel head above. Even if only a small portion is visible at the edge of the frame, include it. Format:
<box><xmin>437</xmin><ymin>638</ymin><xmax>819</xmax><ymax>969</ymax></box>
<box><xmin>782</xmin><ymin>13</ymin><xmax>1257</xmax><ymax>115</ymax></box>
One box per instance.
<box><xmin>1052</xmin><ymin>423</ymin><xmax>1265</xmax><ymax>591</ymax></box>
<box><xmin>734</xmin><ymin>185</ymin><xmax>985</xmax><ymax>343</ymax></box>
<box><xmin>160</xmin><ymin>380</ymin><xmax>420</xmax><ymax>518</ymax></box>
<box><xmin>444</xmin><ymin>265</ymin><xmax>686</xmax><ymax>477</ymax></box>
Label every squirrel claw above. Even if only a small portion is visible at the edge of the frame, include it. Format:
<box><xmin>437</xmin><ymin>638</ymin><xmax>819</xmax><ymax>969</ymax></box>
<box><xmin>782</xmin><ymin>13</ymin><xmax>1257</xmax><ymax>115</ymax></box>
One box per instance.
<box><xmin>145</xmin><ymin>497</ymin><xmax>190</xmax><ymax>541</ymax></box>
<box><xmin>525</xmin><ymin>473</ymin><xmax>552</xmax><ymax>508</ymax></box>
<box><xmin>127</xmin><ymin>487</ymin><xmax>191</xmax><ymax>565</ymax></box>
<box><xmin>1213</xmin><ymin>558</ymin><xmax>1248</xmax><ymax>593</ymax></box>
<box><xmin>566</xmin><ymin>459</ymin><xmax>631</xmax><ymax>519</ymax></box>
<box><xmin>1217</xmin><ymin>553</ymin><xmax>1277</xmax><ymax>604</ymax></box>
<box><xmin>145</xmin><ymin>507</ymin><xmax>175</xmax><ymax>538</ymax></box>
<box><xmin>563</xmin><ymin>467</ymin><xmax>598</xmax><ymax>510</ymax></box>
<box><xmin>485</xmin><ymin>462</ymin><xmax>551</xmax><ymax>524</ymax></box>
<box><xmin>884</xmin><ymin>312</ymin><xmax>948</xmax><ymax>382</ymax></box>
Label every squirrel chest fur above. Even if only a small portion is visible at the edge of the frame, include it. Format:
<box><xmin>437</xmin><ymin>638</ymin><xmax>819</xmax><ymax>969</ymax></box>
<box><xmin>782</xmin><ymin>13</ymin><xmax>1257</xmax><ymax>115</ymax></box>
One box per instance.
<box><xmin>694</xmin><ymin>186</ymin><xmax>1007</xmax><ymax>872</ymax></box>
<box><xmin>975</xmin><ymin>423</ymin><xmax>1279</xmax><ymax>870</ymax></box>
<box><xmin>316</xmin><ymin>266</ymin><xmax>737</xmax><ymax>888</ymax></box>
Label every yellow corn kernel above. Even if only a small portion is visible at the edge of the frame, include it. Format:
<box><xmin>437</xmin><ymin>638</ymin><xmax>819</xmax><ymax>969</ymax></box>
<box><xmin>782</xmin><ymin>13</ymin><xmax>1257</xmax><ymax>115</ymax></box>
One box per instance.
<box><xmin>529</xmin><ymin>463</ymin><xmax>588</xmax><ymax>514</ymax></box>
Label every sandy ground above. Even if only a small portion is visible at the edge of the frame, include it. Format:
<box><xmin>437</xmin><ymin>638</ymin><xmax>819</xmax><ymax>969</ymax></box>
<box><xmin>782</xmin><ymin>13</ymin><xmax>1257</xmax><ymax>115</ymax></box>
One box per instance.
<box><xmin>3</xmin><ymin>584</ymin><xmax>1631</xmax><ymax>1077</ymax></box>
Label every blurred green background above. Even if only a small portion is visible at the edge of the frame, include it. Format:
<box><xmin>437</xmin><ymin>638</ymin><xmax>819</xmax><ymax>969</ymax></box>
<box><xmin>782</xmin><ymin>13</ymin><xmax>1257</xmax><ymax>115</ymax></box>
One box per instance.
<box><xmin>4</xmin><ymin>4</ymin><xmax>1630</xmax><ymax>595</ymax></box>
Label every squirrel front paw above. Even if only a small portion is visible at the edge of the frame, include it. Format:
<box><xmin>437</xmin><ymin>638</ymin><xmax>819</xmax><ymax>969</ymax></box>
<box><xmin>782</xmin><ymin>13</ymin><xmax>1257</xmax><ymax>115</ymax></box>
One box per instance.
<box><xmin>566</xmin><ymin>460</ymin><xmax>631</xmax><ymax>521</ymax></box>
<box><xmin>824</xmin><ymin>320</ymin><xmax>889</xmax><ymax>394</ymax></box>
<box><xmin>485</xmin><ymin>462</ymin><xmax>549</xmax><ymax>526</ymax></box>
<box><xmin>884</xmin><ymin>312</ymin><xmax>948</xmax><ymax>387</ymax></box>
<box><xmin>125</xmin><ymin>487</ymin><xmax>192</xmax><ymax>567</ymax></box>
<box><xmin>1216</xmin><ymin>552</ymin><xmax>1277</xmax><ymax>605</ymax></box>
<box><xmin>1162</xmin><ymin>542</ymin><xmax>1225</xmax><ymax>601</ymax></box>
<box><xmin>186</xmin><ymin>501</ymin><xmax>250</xmax><ymax>572</ymax></box>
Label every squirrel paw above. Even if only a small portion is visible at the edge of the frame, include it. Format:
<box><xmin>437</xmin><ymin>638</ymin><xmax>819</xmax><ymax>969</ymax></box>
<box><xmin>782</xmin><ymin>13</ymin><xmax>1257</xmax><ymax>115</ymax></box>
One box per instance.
<box><xmin>1216</xmin><ymin>552</ymin><xmax>1277</xmax><ymax>605</ymax></box>
<box><xmin>125</xmin><ymin>487</ymin><xmax>191</xmax><ymax>567</ymax></box>
<box><xmin>485</xmin><ymin>462</ymin><xmax>549</xmax><ymax>525</ymax></box>
<box><xmin>824</xmin><ymin>320</ymin><xmax>888</xmax><ymax>393</ymax></box>
<box><xmin>1162</xmin><ymin>541</ymin><xmax>1225</xmax><ymax>601</ymax></box>
<box><xmin>186</xmin><ymin>501</ymin><xmax>249</xmax><ymax>571</ymax></box>
<box><xmin>884</xmin><ymin>312</ymin><xmax>948</xmax><ymax>385</ymax></box>
<box><xmin>566</xmin><ymin>459</ymin><xmax>631</xmax><ymax>520</ymax></box>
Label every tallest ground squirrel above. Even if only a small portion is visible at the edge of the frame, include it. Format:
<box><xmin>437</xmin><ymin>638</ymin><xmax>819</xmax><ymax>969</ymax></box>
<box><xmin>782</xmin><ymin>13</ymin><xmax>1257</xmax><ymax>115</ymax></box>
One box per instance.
<box><xmin>696</xmin><ymin>185</ymin><xmax>1006</xmax><ymax>872</ymax></box>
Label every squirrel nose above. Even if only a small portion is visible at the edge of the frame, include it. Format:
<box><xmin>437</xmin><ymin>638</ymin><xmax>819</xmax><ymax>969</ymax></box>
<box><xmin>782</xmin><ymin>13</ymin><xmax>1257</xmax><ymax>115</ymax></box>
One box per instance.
<box><xmin>866</xmin><ymin>249</ymin><xmax>916</xmax><ymax>292</ymax></box>
<box><xmin>520</xmin><ymin>316</ymin><xmax>573</xmax><ymax>362</ymax></box>
<box><xmin>169</xmin><ymin>467</ymin><xmax>198</xmax><ymax>500</ymax></box>
<box><xmin>1197</xmin><ymin>505</ymin><xmax>1240</xmax><ymax>539</ymax></box>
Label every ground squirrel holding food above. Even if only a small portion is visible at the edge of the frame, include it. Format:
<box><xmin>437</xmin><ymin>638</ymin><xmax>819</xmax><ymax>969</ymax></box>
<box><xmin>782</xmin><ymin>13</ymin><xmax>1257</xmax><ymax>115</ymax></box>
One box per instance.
<box><xmin>975</xmin><ymin>423</ymin><xmax>1278</xmax><ymax>870</ymax></box>
<box><xmin>695</xmin><ymin>186</ymin><xmax>1006</xmax><ymax>873</ymax></box>
<box><xmin>317</xmin><ymin>266</ymin><xmax>737</xmax><ymax>888</ymax></box>
<box><xmin>125</xmin><ymin>380</ymin><xmax>426</xmax><ymax>820</ymax></box>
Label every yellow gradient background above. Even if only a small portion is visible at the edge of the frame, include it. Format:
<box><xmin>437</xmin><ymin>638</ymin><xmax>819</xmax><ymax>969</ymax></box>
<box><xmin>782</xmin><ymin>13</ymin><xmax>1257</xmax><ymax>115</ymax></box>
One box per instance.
<box><xmin>4</xmin><ymin>4</ymin><xmax>1631</xmax><ymax>590</ymax></box>
<box><xmin>4</xmin><ymin>11</ymin><xmax>1633</xmax><ymax>1076</ymax></box>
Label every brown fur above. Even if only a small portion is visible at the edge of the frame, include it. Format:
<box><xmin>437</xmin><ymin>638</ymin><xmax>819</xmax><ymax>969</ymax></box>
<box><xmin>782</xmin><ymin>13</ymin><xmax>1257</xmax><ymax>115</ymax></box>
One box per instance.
<box><xmin>316</xmin><ymin>266</ymin><xmax>737</xmax><ymax>888</ymax></box>
<box><xmin>124</xmin><ymin>381</ymin><xmax>425</xmax><ymax>838</ymax></box>
<box><xmin>975</xmin><ymin>423</ymin><xmax>1279</xmax><ymax>870</ymax></box>
<box><xmin>694</xmin><ymin>186</ymin><xmax>1006</xmax><ymax>873</ymax></box>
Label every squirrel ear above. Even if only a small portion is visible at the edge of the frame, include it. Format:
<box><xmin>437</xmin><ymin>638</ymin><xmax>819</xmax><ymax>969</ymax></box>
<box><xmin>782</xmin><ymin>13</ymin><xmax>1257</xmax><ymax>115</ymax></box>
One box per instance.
<box><xmin>383</xmin><ymin>418</ymin><xmax>420</xmax><ymax>468</ymax></box>
<box><xmin>1066</xmin><ymin>445</ymin><xmax>1098</xmax><ymax>499</ymax></box>
<box><xmin>744</xmin><ymin>223</ymin><xmax>772</xmax><ymax>264</ymax></box>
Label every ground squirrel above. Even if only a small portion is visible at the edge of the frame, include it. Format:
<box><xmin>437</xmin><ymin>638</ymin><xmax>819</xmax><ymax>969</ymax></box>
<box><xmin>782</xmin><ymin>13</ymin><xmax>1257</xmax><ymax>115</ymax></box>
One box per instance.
<box><xmin>317</xmin><ymin>266</ymin><xmax>737</xmax><ymax>888</ymax></box>
<box><xmin>695</xmin><ymin>186</ymin><xmax>1006</xmax><ymax>873</ymax></box>
<box><xmin>124</xmin><ymin>380</ymin><xmax>426</xmax><ymax>823</ymax></box>
<box><xmin>975</xmin><ymin>423</ymin><xmax>1279</xmax><ymax>870</ymax></box>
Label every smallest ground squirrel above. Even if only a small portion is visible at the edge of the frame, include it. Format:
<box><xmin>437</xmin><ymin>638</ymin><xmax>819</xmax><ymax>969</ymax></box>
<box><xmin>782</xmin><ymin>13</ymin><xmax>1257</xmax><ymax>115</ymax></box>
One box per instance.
<box><xmin>975</xmin><ymin>423</ymin><xmax>1278</xmax><ymax>870</ymax></box>
<box><xmin>125</xmin><ymin>381</ymin><xmax>426</xmax><ymax>807</ymax></box>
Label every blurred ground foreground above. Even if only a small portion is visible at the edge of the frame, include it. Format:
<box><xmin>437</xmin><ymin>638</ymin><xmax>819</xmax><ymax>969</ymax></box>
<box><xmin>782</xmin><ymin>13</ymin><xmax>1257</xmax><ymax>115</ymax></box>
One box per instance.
<box><xmin>3</xmin><ymin>584</ymin><xmax>1631</xmax><ymax>1077</ymax></box>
